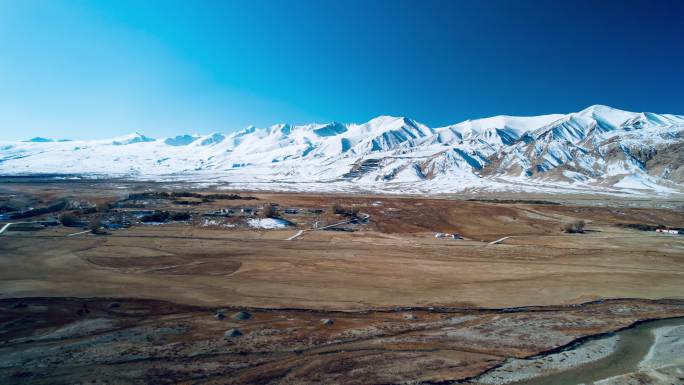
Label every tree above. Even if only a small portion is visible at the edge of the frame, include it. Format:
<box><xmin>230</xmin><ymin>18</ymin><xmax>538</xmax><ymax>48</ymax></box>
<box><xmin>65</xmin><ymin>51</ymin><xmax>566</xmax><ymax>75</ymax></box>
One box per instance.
<box><xmin>170</xmin><ymin>212</ymin><xmax>191</xmax><ymax>221</ymax></box>
<box><xmin>88</xmin><ymin>216</ymin><xmax>107</xmax><ymax>234</ymax></box>
<box><xmin>261</xmin><ymin>204</ymin><xmax>278</xmax><ymax>218</ymax></box>
<box><xmin>59</xmin><ymin>212</ymin><xmax>82</xmax><ymax>227</ymax></box>
<box><xmin>561</xmin><ymin>220</ymin><xmax>585</xmax><ymax>233</ymax></box>
<box><xmin>331</xmin><ymin>203</ymin><xmax>359</xmax><ymax>218</ymax></box>
<box><xmin>140</xmin><ymin>211</ymin><xmax>170</xmax><ymax>223</ymax></box>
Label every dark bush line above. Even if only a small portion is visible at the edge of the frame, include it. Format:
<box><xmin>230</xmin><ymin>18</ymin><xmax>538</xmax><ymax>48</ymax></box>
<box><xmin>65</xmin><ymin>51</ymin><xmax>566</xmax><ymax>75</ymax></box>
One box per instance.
<box><xmin>10</xmin><ymin>200</ymin><xmax>68</xmax><ymax>219</ymax></box>
<box><xmin>170</xmin><ymin>212</ymin><xmax>191</xmax><ymax>221</ymax></box>
<box><xmin>617</xmin><ymin>223</ymin><xmax>675</xmax><ymax>232</ymax></box>
<box><xmin>0</xmin><ymin>205</ymin><xmax>20</xmax><ymax>214</ymax></box>
<box><xmin>172</xmin><ymin>200</ymin><xmax>202</xmax><ymax>206</ymax></box>
<box><xmin>127</xmin><ymin>192</ymin><xmax>257</xmax><ymax>201</ymax></box>
<box><xmin>140</xmin><ymin>211</ymin><xmax>171</xmax><ymax>223</ymax></box>
<box><xmin>59</xmin><ymin>212</ymin><xmax>85</xmax><ymax>227</ymax></box>
<box><xmin>77</xmin><ymin>207</ymin><xmax>98</xmax><ymax>215</ymax></box>
<box><xmin>467</xmin><ymin>198</ymin><xmax>561</xmax><ymax>205</ymax></box>
<box><xmin>140</xmin><ymin>211</ymin><xmax>191</xmax><ymax>223</ymax></box>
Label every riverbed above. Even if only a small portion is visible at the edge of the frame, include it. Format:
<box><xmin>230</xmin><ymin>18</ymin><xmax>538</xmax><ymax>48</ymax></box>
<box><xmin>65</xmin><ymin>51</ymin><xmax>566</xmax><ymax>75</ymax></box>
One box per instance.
<box><xmin>474</xmin><ymin>316</ymin><xmax>684</xmax><ymax>385</ymax></box>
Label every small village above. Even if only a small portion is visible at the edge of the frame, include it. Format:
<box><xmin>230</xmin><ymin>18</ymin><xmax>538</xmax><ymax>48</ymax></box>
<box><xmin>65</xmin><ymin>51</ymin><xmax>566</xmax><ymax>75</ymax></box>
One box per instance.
<box><xmin>0</xmin><ymin>190</ymin><xmax>374</xmax><ymax>236</ymax></box>
<box><xmin>2</xmin><ymin>190</ymin><xmax>684</xmax><ymax>241</ymax></box>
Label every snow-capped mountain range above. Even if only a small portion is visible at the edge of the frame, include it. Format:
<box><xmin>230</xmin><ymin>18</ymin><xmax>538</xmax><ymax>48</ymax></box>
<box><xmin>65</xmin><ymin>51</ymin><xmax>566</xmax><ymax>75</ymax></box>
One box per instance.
<box><xmin>2</xmin><ymin>105</ymin><xmax>684</xmax><ymax>195</ymax></box>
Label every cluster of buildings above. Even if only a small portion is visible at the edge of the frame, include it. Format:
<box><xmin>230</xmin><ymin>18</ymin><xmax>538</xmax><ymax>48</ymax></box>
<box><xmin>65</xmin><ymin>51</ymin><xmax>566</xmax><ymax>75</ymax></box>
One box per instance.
<box><xmin>206</xmin><ymin>207</ymin><xmax>255</xmax><ymax>217</ymax></box>
<box><xmin>205</xmin><ymin>206</ymin><xmax>322</xmax><ymax>218</ymax></box>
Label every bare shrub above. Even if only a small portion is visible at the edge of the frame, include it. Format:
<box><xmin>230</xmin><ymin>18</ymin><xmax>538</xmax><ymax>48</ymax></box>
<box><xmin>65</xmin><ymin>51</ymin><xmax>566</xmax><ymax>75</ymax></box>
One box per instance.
<box><xmin>88</xmin><ymin>216</ymin><xmax>107</xmax><ymax>234</ymax></box>
<box><xmin>170</xmin><ymin>212</ymin><xmax>191</xmax><ymax>221</ymax></box>
<box><xmin>58</xmin><ymin>213</ymin><xmax>82</xmax><ymax>227</ymax></box>
<box><xmin>140</xmin><ymin>211</ymin><xmax>170</xmax><ymax>223</ymax></box>
<box><xmin>332</xmin><ymin>203</ymin><xmax>359</xmax><ymax>218</ymax></box>
<box><xmin>261</xmin><ymin>204</ymin><xmax>278</xmax><ymax>218</ymax></box>
<box><xmin>561</xmin><ymin>220</ymin><xmax>585</xmax><ymax>233</ymax></box>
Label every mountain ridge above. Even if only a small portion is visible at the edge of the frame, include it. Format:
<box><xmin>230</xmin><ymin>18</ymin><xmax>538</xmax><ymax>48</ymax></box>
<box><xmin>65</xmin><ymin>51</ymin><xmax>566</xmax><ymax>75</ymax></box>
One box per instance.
<box><xmin>2</xmin><ymin>105</ymin><xmax>683</xmax><ymax>196</ymax></box>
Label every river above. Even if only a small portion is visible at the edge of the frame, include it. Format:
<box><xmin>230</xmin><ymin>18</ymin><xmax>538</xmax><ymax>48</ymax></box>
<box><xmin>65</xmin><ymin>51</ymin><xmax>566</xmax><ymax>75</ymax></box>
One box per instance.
<box><xmin>512</xmin><ymin>316</ymin><xmax>684</xmax><ymax>385</ymax></box>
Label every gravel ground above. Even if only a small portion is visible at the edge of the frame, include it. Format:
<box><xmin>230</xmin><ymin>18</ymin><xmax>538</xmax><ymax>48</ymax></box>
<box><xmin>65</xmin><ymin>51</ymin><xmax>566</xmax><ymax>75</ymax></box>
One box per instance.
<box><xmin>475</xmin><ymin>334</ymin><xmax>620</xmax><ymax>384</ymax></box>
<box><xmin>594</xmin><ymin>324</ymin><xmax>684</xmax><ymax>385</ymax></box>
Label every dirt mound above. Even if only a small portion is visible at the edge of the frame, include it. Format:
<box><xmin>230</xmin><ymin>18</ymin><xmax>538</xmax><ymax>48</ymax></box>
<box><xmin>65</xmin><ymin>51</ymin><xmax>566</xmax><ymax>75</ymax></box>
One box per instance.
<box><xmin>224</xmin><ymin>328</ymin><xmax>243</xmax><ymax>338</ymax></box>
<box><xmin>232</xmin><ymin>311</ymin><xmax>251</xmax><ymax>321</ymax></box>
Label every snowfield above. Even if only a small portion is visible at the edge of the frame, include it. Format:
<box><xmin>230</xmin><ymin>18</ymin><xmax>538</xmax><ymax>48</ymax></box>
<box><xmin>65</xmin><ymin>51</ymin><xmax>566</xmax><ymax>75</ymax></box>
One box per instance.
<box><xmin>1</xmin><ymin>105</ymin><xmax>683</xmax><ymax>196</ymax></box>
<box><xmin>246</xmin><ymin>218</ymin><xmax>291</xmax><ymax>229</ymax></box>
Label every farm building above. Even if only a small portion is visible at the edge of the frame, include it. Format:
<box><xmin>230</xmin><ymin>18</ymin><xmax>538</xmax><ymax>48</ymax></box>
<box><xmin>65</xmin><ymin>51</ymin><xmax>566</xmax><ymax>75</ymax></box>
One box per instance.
<box><xmin>206</xmin><ymin>208</ymin><xmax>234</xmax><ymax>217</ymax></box>
<box><xmin>240</xmin><ymin>208</ymin><xmax>255</xmax><ymax>216</ymax></box>
<box><xmin>434</xmin><ymin>233</ymin><xmax>463</xmax><ymax>240</ymax></box>
<box><xmin>656</xmin><ymin>228</ymin><xmax>681</xmax><ymax>235</ymax></box>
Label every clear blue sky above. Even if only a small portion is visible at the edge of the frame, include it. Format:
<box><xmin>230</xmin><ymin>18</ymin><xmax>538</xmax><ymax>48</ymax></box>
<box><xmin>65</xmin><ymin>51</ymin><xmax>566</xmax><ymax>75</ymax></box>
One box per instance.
<box><xmin>1</xmin><ymin>0</ymin><xmax>683</xmax><ymax>140</ymax></box>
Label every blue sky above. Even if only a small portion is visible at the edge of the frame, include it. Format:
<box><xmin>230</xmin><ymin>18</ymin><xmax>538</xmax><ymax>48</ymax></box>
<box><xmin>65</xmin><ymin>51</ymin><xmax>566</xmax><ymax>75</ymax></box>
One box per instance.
<box><xmin>1</xmin><ymin>0</ymin><xmax>683</xmax><ymax>140</ymax></box>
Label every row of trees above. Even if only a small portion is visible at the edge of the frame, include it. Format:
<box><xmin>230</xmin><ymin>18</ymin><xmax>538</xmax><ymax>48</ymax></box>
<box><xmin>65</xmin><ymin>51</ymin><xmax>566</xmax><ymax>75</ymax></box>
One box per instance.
<box><xmin>261</xmin><ymin>204</ymin><xmax>278</xmax><ymax>218</ymax></box>
<box><xmin>58</xmin><ymin>213</ymin><xmax>106</xmax><ymax>234</ymax></box>
<box><xmin>331</xmin><ymin>203</ymin><xmax>360</xmax><ymax>218</ymax></box>
<box><xmin>260</xmin><ymin>203</ymin><xmax>360</xmax><ymax>218</ymax></box>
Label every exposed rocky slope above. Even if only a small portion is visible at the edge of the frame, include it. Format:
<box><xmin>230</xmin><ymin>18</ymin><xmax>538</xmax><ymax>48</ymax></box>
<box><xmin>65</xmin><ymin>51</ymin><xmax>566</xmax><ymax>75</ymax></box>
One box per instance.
<box><xmin>1</xmin><ymin>105</ymin><xmax>683</xmax><ymax>195</ymax></box>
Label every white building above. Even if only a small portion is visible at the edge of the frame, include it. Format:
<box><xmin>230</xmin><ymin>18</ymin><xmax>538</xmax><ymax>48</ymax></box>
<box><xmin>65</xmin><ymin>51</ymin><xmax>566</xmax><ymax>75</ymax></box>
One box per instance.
<box><xmin>656</xmin><ymin>229</ymin><xmax>680</xmax><ymax>235</ymax></box>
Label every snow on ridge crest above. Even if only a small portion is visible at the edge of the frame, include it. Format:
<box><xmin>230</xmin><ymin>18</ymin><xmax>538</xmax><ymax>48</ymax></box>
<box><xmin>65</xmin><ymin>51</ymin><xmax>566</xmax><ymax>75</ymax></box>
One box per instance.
<box><xmin>3</xmin><ymin>105</ymin><xmax>684</xmax><ymax>195</ymax></box>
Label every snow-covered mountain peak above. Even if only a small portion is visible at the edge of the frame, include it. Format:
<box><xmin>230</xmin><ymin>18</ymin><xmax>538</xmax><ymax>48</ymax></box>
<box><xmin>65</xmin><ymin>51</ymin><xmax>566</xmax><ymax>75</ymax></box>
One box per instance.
<box><xmin>444</xmin><ymin>113</ymin><xmax>565</xmax><ymax>134</ymax></box>
<box><xmin>21</xmin><ymin>137</ymin><xmax>72</xmax><ymax>143</ymax></box>
<box><xmin>368</xmin><ymin>115</ymin><xmax>431</xmax><ymax>135</ymax></box>
<box><xmin>198</xmin><ymin>133</ymin><xmax>226</xmax><ymax>146</ymax></box>
<box><xmin>23</xmin><ymin>137</ymin><xmax>55</xmax><ymax>143</ymax></box>
<box><xmin>164</xmin><ymin>134</ymin><xmax>200</xmax><ymax>146</ymax></box>
<box><xmin>365</xmin><ymin>115</ymin><xmax>410</xmax><ymax>126</ymax></box>
<box><xmin>111</xmin><ymin>132</ymin><xmax>156</xmax><ymax>146</ymax></box>
<box><xmin>310</xmin><ymin>122</ymin><xmax>348</xmax><ymax>137</ymax></box>
<box><xmin>267</xmin><ymin>123</ymin><xmax>292</xmax><ymax>135</ymax></box>
<box><xmin>575</xmin><ymin>105</ymin><xmax>639</xmax><ymax>129</ymax></box>
<box><xmin>578</xmin><ymin>104</ymin><xmax>622</xmax><ymax>115</ymax></box>
<box><xmin>2</xmin><ymin>105</ymin><xmax>683</xmax><ymax>196</ymax></box>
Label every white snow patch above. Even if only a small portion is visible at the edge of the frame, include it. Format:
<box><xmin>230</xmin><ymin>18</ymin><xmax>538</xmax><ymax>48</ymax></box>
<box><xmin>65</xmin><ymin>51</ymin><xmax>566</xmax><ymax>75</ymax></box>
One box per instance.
<box><xmin>246</xmin><ymin>218</ymin><xmax>291</xmax><ymax>229</ymax></box>
<box><xmin>614</xmin><ymin>174</ymin><xmax>675</xmax><ymax>194</ymax></box>
<box><xmin>201</xmin><ymin>218</ymin><xmax>236</xmax><ymax>228</ymax></box>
